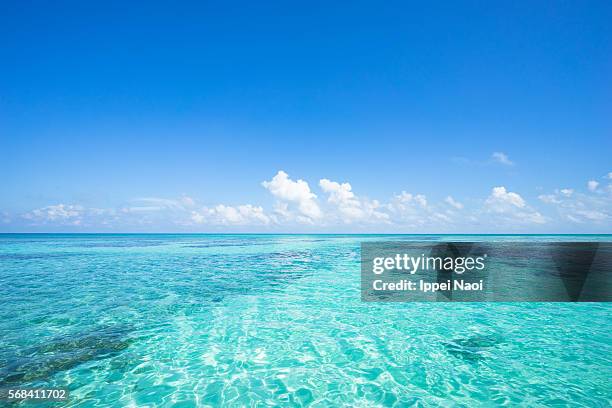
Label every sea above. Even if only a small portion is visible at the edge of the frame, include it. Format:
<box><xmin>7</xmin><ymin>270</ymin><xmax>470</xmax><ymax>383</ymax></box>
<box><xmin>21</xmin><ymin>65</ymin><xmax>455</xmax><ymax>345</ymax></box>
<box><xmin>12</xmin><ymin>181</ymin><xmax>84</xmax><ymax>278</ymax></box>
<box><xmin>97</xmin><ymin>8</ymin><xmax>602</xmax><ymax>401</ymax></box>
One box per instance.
<box><xmin>0</xmin><ymin>234</ymin><xmax>610</xmax><ymax>407</ymax></box>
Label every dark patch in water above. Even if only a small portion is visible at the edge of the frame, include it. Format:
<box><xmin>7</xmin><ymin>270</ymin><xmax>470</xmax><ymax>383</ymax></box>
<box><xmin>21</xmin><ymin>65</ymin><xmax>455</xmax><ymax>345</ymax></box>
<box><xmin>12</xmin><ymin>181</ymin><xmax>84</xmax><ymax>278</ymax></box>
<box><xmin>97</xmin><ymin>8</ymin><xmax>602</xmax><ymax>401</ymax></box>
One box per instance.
<box><xmin>183</xmin><ymin>240</ymin><xmax>272</xmax><ymax>249</ymax></box>
<box><xmin>0</xmin><ymin>326</ymin><xmax>133</xmax><ymax>385</ymax></box>
<box><xmin>0</xmin><ymin>253</ymin><xmax>89</xmax><ymax>261</ymax></box>
<box><xmin>76</xmin><ymin>241</ymin><xmax>165</xmax><ymax>248</ymax></box>
<box><xmin>443</xmin><ymin>333</ymin><xmax>503</xmax><ymax>363</ymax></box>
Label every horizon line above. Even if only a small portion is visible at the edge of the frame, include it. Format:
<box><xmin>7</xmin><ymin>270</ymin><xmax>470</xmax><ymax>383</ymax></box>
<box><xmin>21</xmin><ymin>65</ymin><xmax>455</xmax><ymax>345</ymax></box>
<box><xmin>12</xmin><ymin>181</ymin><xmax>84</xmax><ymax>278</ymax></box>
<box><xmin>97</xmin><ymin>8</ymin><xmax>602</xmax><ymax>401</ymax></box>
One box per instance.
<box><xmin>1</xmin><ymin>232</ymin><xmax>611</xmax><ymax>236</ymax></box>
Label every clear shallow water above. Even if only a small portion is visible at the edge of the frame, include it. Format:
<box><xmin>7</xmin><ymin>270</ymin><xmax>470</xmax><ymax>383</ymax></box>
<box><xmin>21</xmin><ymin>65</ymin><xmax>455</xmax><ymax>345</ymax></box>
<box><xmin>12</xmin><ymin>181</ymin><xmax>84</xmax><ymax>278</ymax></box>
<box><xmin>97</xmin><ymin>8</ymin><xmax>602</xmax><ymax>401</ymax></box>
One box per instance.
<box><xmin>0</xmin><ymin>234</ymin><xmax>610</xmax><ymax>407</ymax></box>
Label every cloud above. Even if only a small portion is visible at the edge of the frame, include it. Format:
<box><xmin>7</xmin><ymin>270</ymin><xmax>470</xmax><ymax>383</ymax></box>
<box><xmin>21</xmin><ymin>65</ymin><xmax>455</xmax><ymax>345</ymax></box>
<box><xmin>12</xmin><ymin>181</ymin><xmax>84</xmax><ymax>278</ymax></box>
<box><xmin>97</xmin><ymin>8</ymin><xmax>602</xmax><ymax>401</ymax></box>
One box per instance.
<box><xmin>444</xmin><ymin>196</ymin><xmax>463</xmax><ymax>209</ymax></box>
<box><xmin>587</xmin><ymin>180</ymin><xmax>599</xmax><ymax>192</ymax></box>
<box><xmin>393</xmin><ymin>192</ymin><xmax>428</xmax><ymax>208</ymax></box>
<box><xmin>123</xmin><ymin>197</ymin><xmax>193</xmax><ymax>213</ymax></box>
<box><xmin>191</xmin><ymin>211</ymin><xmax>205</xmax><ymax>224</ymax></box>
<box><xmin>319</xmin><ymin>178</ymin><xmax>362</xmax><ymax>221</ymax></box>
<box><xmin>484</xmin><ymin>187</ymin><xmax>545</xmax><ymax>224</ymax></box>
<box><xmin>191</xmin><ymin>204</ymin><xmax>270</xmax><ymax>225</ymax></box>
<box><xmin>570</xmin><ymin>210</ymin><xmax>608</xmax><ymax>222</ymax></box>
<box><xmin>319</xmin><ymin>179</ymin><xmax>359</xmax><ymax>207</ymax></box>
<box><xmin>386</xmin><ymin>192</ymin><xmax>428</xmax><ymax>221</ymax></box>
<box><xmin>607</xmin><ymin>172</ymin><xmax>612</xmax><ymax>180</ymax></box>
<box><xmin>319</xmin><ymin>178</ymin><xmax>389</xmax><ymax>223</ymax></box>
<box><xmin>262</xmin><ymin>171</ymin><xmax>322</xmax><ymax>220</ymax></box>
<box><xmin>116</xmin><ymin>197</ymin><xmax>200</xmax><ymax>227</ymax></box>
<box><xmin>13</xmin><ymin>171</ymin><xmax>611</xmax><ymax>231</ymax></box>
<box><xmin>491</xmin><ymin>152</ymin><xmax>514</xmax><ymax>166</ymax></box>
<box><xmin>385</xmin><ymin>191</ymin><xmax>452</xmax><ymax>227</ymax></box>
<box><xmin>538</xmin><ymin>186</ymin><xmax>610</xmax><ymax>224</ymax></box>
<box><xmin>453</xmin><ymin>152</ymin><xmax>515</xmax><ymax>168</ymax></box>
<box><xmin>23</xmin><ymin>204</ymin><xmax>84</xmax><ymax>224</ymax></box>
<box><xmin>539</xmin><ymin>187</ymin><xmax>581</xmax><ymax>203</ymax></box>
<box><xmin>486</xmin><ymin>186</ymin><xmax>525</xmax><ymax>208</ymax></box>
<box><xmin>538</xmin><ymin>194</ymin><xmax>561</xmax><ymax>204</ymax></box>
<box><xmin>20</xmin><ymin>196</ymin><xmax>272</xmax><ymax>229</ymax></box>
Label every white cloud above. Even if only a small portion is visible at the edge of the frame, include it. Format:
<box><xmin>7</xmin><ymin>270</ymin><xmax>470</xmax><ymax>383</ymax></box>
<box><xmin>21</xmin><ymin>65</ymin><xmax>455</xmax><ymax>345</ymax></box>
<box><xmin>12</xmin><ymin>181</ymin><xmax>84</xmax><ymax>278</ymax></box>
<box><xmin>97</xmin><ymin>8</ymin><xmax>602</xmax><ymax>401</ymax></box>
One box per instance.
<box><xmin>191</xmin><ymin>211</ymin><xmax>205</xmax><ymax>224</ymax></box>
<box><xmin>117</xmin><ymin>197</ymin><xmax>199</xmax><ymax>226</ymax></box>
<box><xmin>486</xmin><ymin>186</ymin><xmax>525</xmax><ymax>208</ymax></box>
<box><xmin>21</xmin><ymin>196</ymin><xmax>273</xmax><ymax>229</ymax></box>
<box><xmin>318</xmin><ymin>178</ymin><xmax>389</xmax><ymax>223</ymax></box>
<box><xmin>319</xmin><ymin>179</ymin><xmax>359</xmax><ymax>207</ymax></box>
<box><xmin>319</xmin><ymin>179</ymin><xmax>360</xmax><ymax>220</ymax></box>
<box><xmin>384</xmin><ymin>191</ymin><xmax>453</xmax><ymax>227</ymax></box>
<box><xmin>538</xmin><ymin>187</ymin><xmax>610</xmax><ymax>224</ymax></box>
<box><xmin>262</xmin><ymin>171</ymin><xmax>322</xmax><ymax>220</ymax></box>
<box><xmin>88</xmin><ymin>208</ymin><xmax>116</xmax><ymax>216</ymax></box>
<box><xmin>444</xmin><ymin>196</ymin><xmax>463</xmax><ymax>209</ymax></box>
<box><xmin>572</xmin><ymin>210</ymin><xmax>607</xmax><ymax>222</ymax></box>
<box><xmin>587</xmin><ymin>180</ymin><xmax>599</xmax><ymax>192</ymax></box>
<box><xmin>394</xmin><ymin>191</ymin><xmax>428</xmax><ymax>208</ymax></box>
<box><xmin>23</xmin><ymin>204</ymin><xmax>84</xmax><ymax>225</ymax></box>
<box><xmin>607</xmin><ymin>172</ymin><xmax>612</xmax><ymax>179</ymax></box>
<box><xmin>272</xmin><ymin>202</ymin><xmax>291</xmax><ymax>219</ymax></box>
<box><xmin>484</xmin><ymin>187</ymin><xmax>545</xmax><ymax>224</ymax></box>
<box><xmin>14</xmin><ymin>172</ymin><xmax>611</xmax><ymax>231</ymax></box>
<box><xmin>538</xmin><ymin>194</ymin><xmax>561</xmax><ymax>204</ymax></box>
<box><xmin>191</xmin><ymin>204</ymin><xmax>270</xmax><ymax>225</ymax></box>
<box><xmin>491</xmin><ymin>152</ymin><xmax>514</xmax><ymax>166</ymax></box>
<box><xmin>124</xmin><ymin>197</ymin><xmax>191</xmax><ymax>212</ymax></box>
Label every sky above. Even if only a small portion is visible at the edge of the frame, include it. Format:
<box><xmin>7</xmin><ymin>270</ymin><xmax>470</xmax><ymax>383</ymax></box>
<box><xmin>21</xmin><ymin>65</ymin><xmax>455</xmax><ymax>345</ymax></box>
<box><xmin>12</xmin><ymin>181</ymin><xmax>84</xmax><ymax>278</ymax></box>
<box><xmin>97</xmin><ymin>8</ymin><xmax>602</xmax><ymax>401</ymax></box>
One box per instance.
<box><xmin>1</xmin><ymin>1</ymin><xmax>611</xmax><ymax>233</ymax></box>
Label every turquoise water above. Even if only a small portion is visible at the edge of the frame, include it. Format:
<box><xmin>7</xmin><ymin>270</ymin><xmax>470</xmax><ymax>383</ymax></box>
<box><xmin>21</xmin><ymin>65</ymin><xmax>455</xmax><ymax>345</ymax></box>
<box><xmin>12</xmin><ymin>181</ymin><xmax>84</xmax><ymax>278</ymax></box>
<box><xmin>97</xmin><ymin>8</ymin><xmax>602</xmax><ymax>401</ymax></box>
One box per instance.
<box><xmin>0</xmin><ymin>234</ymin><xmax>610</xmax><ymax>407</ymax></box>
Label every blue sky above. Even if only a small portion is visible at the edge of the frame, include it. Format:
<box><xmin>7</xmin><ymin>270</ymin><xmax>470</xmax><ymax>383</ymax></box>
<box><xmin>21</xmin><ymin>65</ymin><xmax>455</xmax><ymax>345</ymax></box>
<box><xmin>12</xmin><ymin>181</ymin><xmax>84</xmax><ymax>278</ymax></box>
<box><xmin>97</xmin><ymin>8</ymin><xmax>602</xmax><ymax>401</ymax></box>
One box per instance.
<box><xmin>1</xmin><ymin>1</ymin><xmax>611</xmax><ymax>232</ymax></box>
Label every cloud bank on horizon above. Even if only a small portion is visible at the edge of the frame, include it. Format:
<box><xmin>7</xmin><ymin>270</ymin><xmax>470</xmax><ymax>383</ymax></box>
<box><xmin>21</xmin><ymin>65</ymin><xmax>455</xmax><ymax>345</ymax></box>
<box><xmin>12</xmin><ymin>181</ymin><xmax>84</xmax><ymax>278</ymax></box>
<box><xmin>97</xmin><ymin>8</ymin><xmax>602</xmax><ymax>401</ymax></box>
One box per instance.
<box><xmin>7</xmin><ymin>164</ymin><xmax>612</xmax><ymax>233</ymax></box>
